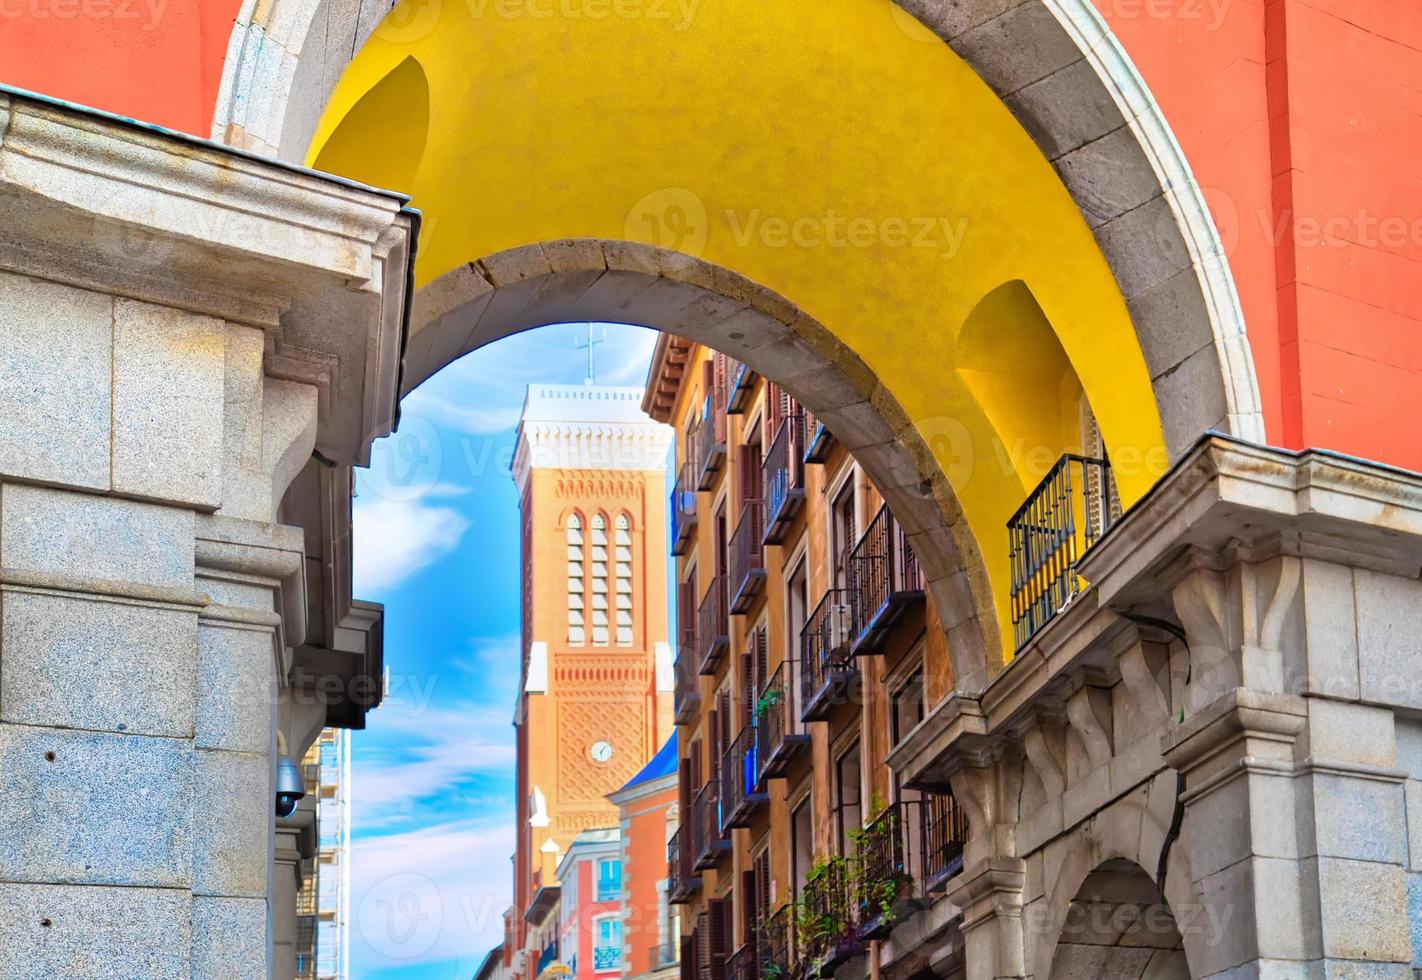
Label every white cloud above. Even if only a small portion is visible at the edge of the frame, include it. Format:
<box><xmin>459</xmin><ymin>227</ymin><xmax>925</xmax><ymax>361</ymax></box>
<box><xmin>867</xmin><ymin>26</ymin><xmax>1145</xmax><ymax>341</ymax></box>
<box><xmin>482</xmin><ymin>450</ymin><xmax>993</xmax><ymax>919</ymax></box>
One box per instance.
<box><xmin>351</xmin><ymin>817</ymin><xmax>515</xmax><ymax>973</ymax></box>
<box><xmin>353</xmin><ymin>497</ymin><xmax>470</xmax><ymax>594</ymax></box>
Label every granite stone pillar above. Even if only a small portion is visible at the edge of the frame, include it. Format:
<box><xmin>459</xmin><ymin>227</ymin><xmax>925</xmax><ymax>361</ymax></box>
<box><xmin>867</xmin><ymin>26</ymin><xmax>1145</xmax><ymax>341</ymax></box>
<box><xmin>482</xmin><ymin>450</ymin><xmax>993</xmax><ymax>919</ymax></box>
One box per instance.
<box><xmin>0</xmin><ymin>90</ymin><xmax>412</xmax><ymax>977</ymax></box>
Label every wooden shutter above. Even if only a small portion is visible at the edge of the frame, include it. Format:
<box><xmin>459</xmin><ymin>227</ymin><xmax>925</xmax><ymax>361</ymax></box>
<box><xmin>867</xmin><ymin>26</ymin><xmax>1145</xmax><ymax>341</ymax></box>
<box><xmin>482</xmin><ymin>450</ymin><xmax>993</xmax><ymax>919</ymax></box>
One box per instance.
<box><xmin>677</xmin><ymin>579</ymin><xmax>696</xmax><ymax>655</ymax></box>
<box><xmin>708</xmin><ymin>898</ymin><xmax>731</xmax><ymax>980</ymax></box>
<box><xmin>765</xmin><ymin>382</ymin><xmax>781</xmax><ymax>436</ymax></box>
<box><xmin>754</xmin><ymin>627</ymin><xmax>768</xmax><ymax>700</ymax></box>
<box><xmin>696</xmin><ymin>912</ymin><xmax>712</xmax><ymax>980</ymax></box>
<box><xmin>681</xmin><ymin>933</ymin><xmax>697</xmax><ymax>980</ymax></box>
<box><xmin>689</xmin><ymin>738</ymin><xmax>703</xmax><ymax>790</ymax></box>
<box><xmin>741</xmin><ymin>653</ymin><xmax>754</xmax><ymax>729</ymax></box>
<box><xmin>739</xmin><ymin>444</ymin><xmax>761</xmax><ymax>504</ymax></box>
<box><xmin>742</xmin><ymin>869</ymin><xmax>758</xmax><ymax>953</ymax></box>
<box><xmin>708</xmin><ymin>706</ymin><xmax>720</xmax><ymax>784</ymax></box>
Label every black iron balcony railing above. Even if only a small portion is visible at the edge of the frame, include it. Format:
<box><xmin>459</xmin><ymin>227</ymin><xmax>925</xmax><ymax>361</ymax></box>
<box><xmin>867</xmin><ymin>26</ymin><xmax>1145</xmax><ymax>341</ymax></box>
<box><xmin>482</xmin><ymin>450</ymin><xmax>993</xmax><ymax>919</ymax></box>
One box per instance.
<box><xmin>762</xmin><ymin>410</ymin><xmax>807</xmax><ymax>545</ymax></box>
<box><xmin>919</xmin><ymin>791</ymin><xmax>969</xmax><ymax>893</ymax></box>
<box><xmin>720</xmin><ymin>725</ymin><xmax>767</xmax><ymax>828</ymax></box>
<box><xmin>726</xmin><ymin>944</ymin><xmax>756</xmax><ymax>980</ymax></box>
<box><xmin>803</xmin><ymin>409</ymin><xmax>834</xmax><ymax>464</ymax></box>
<box><xmin>691</xmin><ymin>391</ymin><xmax>728</xmax><ymax>492</ymax></box>
<box><xmin>729</xmin><ymin>499</ymin><xmax>766</xmax><ymax>614</ymax></box>
<box><xmin>799</xmin><ymin>590</ymin><xmax>858</xmax><ymax>722</ymax></box>
<box><xmin>697</xmin><ymin>573</ymin><xmax>730</xmax><ymax>676</ymax></box>
<box><xmin>759</xmin><ymin>905</ymin><xmax>795</xmax><ymax>980</ymax></box>
<box><xmin>756</xmin><ymin>662</ymin><xmax>809</xmax><ymax>781</ymax></box>
<box><xmin>1007</xmin><ymin>453</ymin><xmax>1116</xmax><ymax>650</ymax></box>
<box><xmin>671</xmin><ymin>462</ymin><xmax>699</xmax><ymax>558</ymax></box>
<box><xmin>668</xmin><ymin>828</ymin><xmax>701</xmax><ymax>904</ymax></box>
<box><xmin>848</xmin><ymin>504</ymin><xmax>925</xmax><ymax>655</ymax></box>
<box><xmin>674</xmin><ymin>651</ymin><xmax>701</xmax><ymax>726</ymax></box>
<box><xmin>692</xmin><ymin>778</ymin><xmax>731</xmax><ymax>870</ymax></box>
<box><xmin>727</xmin><ymin>361</ymin><xmax>757</xmax><ymax>415</ymax></box>
<box><xmin>854</xmin><ymin>804</ymin><xmax>914</xmax><ymax>940</ymax></box>
<box><xmin>797</xmin><ymin>858</ymin><xmax>857</xmax><ymax>974</ymax></box>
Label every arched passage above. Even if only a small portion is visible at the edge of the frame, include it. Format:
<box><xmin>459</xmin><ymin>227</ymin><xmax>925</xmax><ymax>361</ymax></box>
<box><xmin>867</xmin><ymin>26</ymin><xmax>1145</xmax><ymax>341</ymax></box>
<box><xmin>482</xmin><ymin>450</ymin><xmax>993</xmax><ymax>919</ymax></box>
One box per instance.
<box><xmin>1048</xmin><ymin>859</ymin><xmax>1189</xmax><ymax>979</ymax></box>
<box><xmin>294</xmin><ymin>0</ymin><xmax>1266</xmax><ymax>675</ymax></box>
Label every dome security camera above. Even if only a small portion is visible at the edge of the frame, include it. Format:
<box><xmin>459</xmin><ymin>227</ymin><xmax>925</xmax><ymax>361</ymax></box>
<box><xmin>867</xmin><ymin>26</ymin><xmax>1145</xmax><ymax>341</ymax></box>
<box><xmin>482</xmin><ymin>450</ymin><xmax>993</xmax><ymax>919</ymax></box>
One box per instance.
<box><xmin>275</xmin><ymin>753</ymin><xmax>307</xmax><ymax>818</ymax></box>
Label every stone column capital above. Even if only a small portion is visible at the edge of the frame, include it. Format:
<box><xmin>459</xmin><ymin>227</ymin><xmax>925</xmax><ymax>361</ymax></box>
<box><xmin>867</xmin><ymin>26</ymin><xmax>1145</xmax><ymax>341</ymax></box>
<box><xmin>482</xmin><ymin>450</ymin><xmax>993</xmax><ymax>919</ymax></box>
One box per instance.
<box><xmin>1160</xmin><ymin>687</ymin><xmax>1305</xmax><ymax>785</ymax></box>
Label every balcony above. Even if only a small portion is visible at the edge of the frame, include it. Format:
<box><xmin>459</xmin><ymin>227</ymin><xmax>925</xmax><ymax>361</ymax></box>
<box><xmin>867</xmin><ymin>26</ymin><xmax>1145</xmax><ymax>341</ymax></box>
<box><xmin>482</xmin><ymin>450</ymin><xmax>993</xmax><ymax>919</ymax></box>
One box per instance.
<box><xmin>720</xmin><ymin>726</ymin><xmax>767</xmax><ymax>828</ymax></box>
<box><xmin>690</xmin><ymin>392</ymin><xmax>727</xmax><ymax>492</ymax></box>
<box><xmin>803</xmin><ymin>409</ymin><xmax>834</xmax><ymax>464</ymax></box>
<box><xmin>649</xmin><ymin>943</ymin><xmax>680</xmax><ymax>970</ymax></box>
<box><xmin>799</xmin><ymin>590</ymin><xmax>858</xmax><ymax>722</ymax></box>
<box><xmin>674</xmin><ymin>651</ymin><xmax>701</xmax><ymax>726</ymax></box>
<box><xmin>594</xmin><ymin>946</ymin><xmax>620</xmax><ymax>972</ymax></box>
<box><xmin>918</xmin><ymin>792</ymin><xmax>968</xmax><ymax>893</ymax></box>
<box><xmin>797</xmin><ymin>857</ymin><xmax>858</xmax><ymax>975</ymax></box>
<box><xmin>1007</xmin><ymin>453</ymin><xmax>1116</xmax><ymax>650</ymax></box>
<box><xmin>854</xmin><ymin>804</ymin><xmax>916</xmax><ymax>940</ymax></box>
<box><xmin>668</xmin><ymin>828</ymin><xmax>701</xmax><ymax>904</ymax></box>
<box><xmin>727</xmin><ymin>361</ymin><xmax>757</xmax><ymax>415</ymax></box>
<box><xmin>755</xmin><ymin>662</ymin><xmax>809</xmax><ymax>781</ymax></box>
<box><xmin>691</xmin><ymin>778</ymin><xmax>731</xmax><ymax>870</ymax></box>
<box><xmin>697</xmin><ymin>573</ymin><xmax>730</xmax><ymax>675</ymax></box>
<box><xmin>848</xmin><ymin>505</ymin><xmax>925</xmax><ymax>655</ymax></box>
<box><xmin>761</xmin><ymin>410</ymin><xmax>806</xmax><ymax>545</ymax></box>
<box><xmin>729</xmin><ymin>500</ymin><xmax>766</xmax><ymax>614</ymax></box>
<box><xmin>671</xmin><ymin>462</ymin><xmax>699</xmax><ymax>558</ymax></box>
<box><xmin>726</xmin><ymin>944</ymin><xmax>756</xmax><ymax>980</ymax></box>
<box><xmin>758</xmin><ymin>905</ymin><xmax>795</xmax><ymax>980</ymax></box>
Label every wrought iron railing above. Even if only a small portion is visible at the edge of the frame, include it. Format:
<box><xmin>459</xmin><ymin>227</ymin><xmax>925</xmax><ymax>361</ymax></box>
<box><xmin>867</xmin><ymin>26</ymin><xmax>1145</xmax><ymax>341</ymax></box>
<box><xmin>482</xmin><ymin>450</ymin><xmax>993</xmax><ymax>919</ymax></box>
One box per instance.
<box><xmin>650</xmin><ymin>943</ymin><xmax>680</xmax><ymax>969</ymax></box>
<box><xmin>727</xmin><ymin>361</ymin><xmax>757</xmax><ymax>415</ymax></box>
<box><xmin>803</xmin><ymin>409</ymin><xmax>833</xmax><ymax>464</ymax></box>
<box><xmin>594</xmin><ymin>945</ymin><xmax>620</xmax><ymax>971</ymax></box>
<box><xmin>854</xmin><ymin>804</ymin><xmax>912</xmax><ymax>938</ymax></box>
<box><xmin>674</xmin><ymin>651</ymin><xmax>701</xmax><ymax>725</ymax></box>
<box><xmin>671</xmin><ymin>461</ymin><xmax>699</xmax><ymax>558</ymax></box>
<box><xmin>697</xmin><ymin>573</ymin><xmax>730</xmax><ymax>675</ymax></box>
<box><xmin>720</xmin><ymin>725</ymin><xmax>766</xmax><ymax>828</ymax></box>
<box><xmin>847</xmin><ymin>504</ymin><xmax>925</xmax><ymax>653</ymax></box>
<box><xmin>797</xmin><ymin>859</ymin><xmax>855</xmax><ymax>972</ymax></box>
<box><xmin>729</xmin><ymin>499</ymin><xmax>766</xmax><ymax>613</ymax></box>
<box><xmin>756</xmin><ymin>661</ymin><xmax>809</xmax><ymax>782</ymax></box>
<box><xmin>691</xmin><ymin>388</ymin><xmax>728</xmax><ymax>491</ymax></box>
<box><xmin>668</xmin><ymin>828</ymin><xmax>700</xmax><ymax>903</ymax></box>
<box><xmin>799</xmin><ymin>590</ymin><xmax>858</xmax><ymax>722</ymax></box>
<box><xmin>919</xmin><ymin>792</ymin><xmax>969</xmax><ymax>891</ymax></box>
<box><xmin>759</xmin><ymin>905</ymin><xmax>795</xmax><ymax>980</ymax></box>
<box><xmin>762</xmin><ymin>410</ymin><xmax>807</xmax><ymax>544</ymax></box>
<box><xmin>692</xmin><ymin>778</ymin><xmax>730</xmax><ymax>870</ymax></box>
<box><xmin>1007</xmin><ymin>454</ymin><xmax>1116</xmax><ymax>649</ymax></box>
<box><xmin>726</xmin><ymin>944</ymin><xmax>756</xmax><ymax>980</ymax></box>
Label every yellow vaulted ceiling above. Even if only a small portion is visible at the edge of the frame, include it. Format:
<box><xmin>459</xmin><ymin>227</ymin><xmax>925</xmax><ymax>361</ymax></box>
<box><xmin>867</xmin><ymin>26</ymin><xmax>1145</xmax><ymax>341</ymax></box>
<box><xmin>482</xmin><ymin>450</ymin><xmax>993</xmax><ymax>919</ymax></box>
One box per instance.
<box><xmin>308</xmin><ymin>0</ymin><xmax>1167</xmax><ymax>659</ymax></box>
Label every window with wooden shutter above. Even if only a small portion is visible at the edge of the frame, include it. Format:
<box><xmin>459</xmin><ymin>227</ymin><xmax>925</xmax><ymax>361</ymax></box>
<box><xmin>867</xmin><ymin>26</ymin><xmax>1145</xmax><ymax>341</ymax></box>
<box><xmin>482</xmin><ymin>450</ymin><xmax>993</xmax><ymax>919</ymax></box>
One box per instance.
<box><xmin>681</xmin><ymin>933</ymin><xmax>697</xmax><ymax>980</ymax></box>
<box><xmin>752</xmin><ymin>849</ymin><xmax>771</xmax><ymax>946</ymax></box>
<box><xmin>754</xmin><ymin>627</ymin><xmax>768</xmax><ymax>700</ymax></box>
<box><xmin>689</xmin><ymin>739</ymin><xmax>703</xmax><ymax>790</ymax></box>
<box><xmin>677</xmin><ymin>578</ymin><xmax>696</xmax><ymax>657</ymax></box>
<box><xmin>707</xmin><ymin>896</ymin><xmax>732</xmax><ymax>980</ymax></box>
<box><xmin>696</xmin><ymin>913</ymin><xmax>712</xmax><ymax>980</ymax></box>
<box><xmin>741</xmin><ymin>869</ymin><xmax>757</xmax><ymax>953</ymax></box>
<box><xmin>739</xmin><ymin>441</ymin><xmax>763</xmax><ymax>503</ymax></box>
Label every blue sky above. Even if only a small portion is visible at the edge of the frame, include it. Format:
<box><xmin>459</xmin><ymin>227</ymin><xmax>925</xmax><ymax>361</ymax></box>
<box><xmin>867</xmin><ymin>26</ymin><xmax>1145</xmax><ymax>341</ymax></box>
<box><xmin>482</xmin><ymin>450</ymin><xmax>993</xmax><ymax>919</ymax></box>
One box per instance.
<box><xmin>348</xmin><ymin>323</ymin><xmax>660</xmax><ymax>980</ymax></box>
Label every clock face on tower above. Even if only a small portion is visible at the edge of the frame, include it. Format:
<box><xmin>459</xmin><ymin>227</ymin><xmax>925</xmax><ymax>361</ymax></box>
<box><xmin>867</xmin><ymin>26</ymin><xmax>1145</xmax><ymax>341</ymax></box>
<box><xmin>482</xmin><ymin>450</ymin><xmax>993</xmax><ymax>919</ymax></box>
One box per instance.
<box><xmin>589</xmin><ymin>740</ymin><xmax>614</xmax><ymax>764</ymax></box>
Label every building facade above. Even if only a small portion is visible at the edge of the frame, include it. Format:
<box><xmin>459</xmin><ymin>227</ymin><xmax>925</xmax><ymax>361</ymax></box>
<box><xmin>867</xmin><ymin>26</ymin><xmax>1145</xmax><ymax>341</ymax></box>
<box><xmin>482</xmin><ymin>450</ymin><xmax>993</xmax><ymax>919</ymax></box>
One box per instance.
<box><xmin>507</xmin><ymin>384</ymin><xmax>677</xmax><ymax>980</ymax></box>
<box><xmin>648</xmin><ymin>345</ymin><xmax>976</xmax><ymax>980</ymax></box>
<box><xmin>611</xmin><ymin>736</ymin><xmax>682</xmax><ymax>980</ymax></box>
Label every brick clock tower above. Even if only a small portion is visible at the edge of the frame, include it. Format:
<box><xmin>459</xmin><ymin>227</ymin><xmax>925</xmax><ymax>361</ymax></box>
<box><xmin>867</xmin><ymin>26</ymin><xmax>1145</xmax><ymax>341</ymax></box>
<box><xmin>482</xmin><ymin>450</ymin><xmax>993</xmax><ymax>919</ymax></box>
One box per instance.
<box><xmin>509</xmin><ymin>384</ymin><xmax>674</xmax><ymax>974</ymax></box>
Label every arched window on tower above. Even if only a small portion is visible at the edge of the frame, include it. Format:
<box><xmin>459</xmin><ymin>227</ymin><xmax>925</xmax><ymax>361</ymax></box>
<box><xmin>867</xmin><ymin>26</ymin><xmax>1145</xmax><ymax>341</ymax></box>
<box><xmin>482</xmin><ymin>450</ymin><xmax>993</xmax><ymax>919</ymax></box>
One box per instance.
<box><xmin>567</xmin><ymin>513</ymin><xmax>585</xmax><ymax>646</ymax></box>
<box><xmin>591</xmin><ymin>514</ymin><xmax>610</xmax><ymax>646</ymax></box>
<box><xmin>615</xmin><ymin>514</ymin><xmax>634</xmax><ymax>646</ymax></box>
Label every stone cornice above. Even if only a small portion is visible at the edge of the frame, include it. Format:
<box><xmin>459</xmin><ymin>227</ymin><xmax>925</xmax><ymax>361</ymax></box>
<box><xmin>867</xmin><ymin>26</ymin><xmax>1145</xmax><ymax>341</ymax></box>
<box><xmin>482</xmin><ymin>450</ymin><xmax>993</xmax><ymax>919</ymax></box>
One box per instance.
<box><xmin>512</xmin><ymin>420</ymin><xmax>673</xmax><ymax>494</ymax></box>
<box><xmin>0</xmin><ymin>87</ymin><xmax>415</xmax><ymax>467</ymax></box>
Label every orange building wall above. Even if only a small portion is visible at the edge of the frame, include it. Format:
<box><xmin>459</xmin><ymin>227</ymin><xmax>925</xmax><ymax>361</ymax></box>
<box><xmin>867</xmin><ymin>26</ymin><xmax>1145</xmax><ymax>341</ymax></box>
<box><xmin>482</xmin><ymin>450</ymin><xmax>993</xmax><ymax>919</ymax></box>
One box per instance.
<box><xmin>619</xmin><ymin>780</ymin><xmax>678</xmax><ymax>977</ymax></box>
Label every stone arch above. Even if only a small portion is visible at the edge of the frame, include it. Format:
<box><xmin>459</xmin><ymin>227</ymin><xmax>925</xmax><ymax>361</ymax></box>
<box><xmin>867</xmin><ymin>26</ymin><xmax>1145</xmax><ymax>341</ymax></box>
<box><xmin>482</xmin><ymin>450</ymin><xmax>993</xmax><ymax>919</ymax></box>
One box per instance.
<box><xmin>1047</xmin><ymin>859</ymin><xmax>1189</xmax><ymax>979</ymax></box>
<box><xmin>1029</xmin><ymin>788</ymin><xmax>1205</xmax><ymax>980</ymax></box>
<box><xmin>214</xmin><ymin>0</ymin><xmax>1264</xmax><ymax>453</ymax></box>
<box><xmin>404</xmin><ymin>239</ymin><xmax>1000</xmax><ymax>693</ymax></box>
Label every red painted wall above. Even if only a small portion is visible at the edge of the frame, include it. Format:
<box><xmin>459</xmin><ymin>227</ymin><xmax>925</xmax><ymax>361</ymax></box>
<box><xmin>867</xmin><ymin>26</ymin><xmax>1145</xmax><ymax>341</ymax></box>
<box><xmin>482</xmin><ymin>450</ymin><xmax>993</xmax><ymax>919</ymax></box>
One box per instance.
<box><xmin>0</xmin><ymin>0</ymin><xmax>240</xmax><ymax>135</ymax></box>
<box><xmin>1097</xmin><ymin>0</ymin><xmax>1422</xmax><ymax>466</ymax></box>
<box><xmin>3</xmin><ymin>4</ymin><xmax>1421</xmax><ymax>466</ymax></box>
